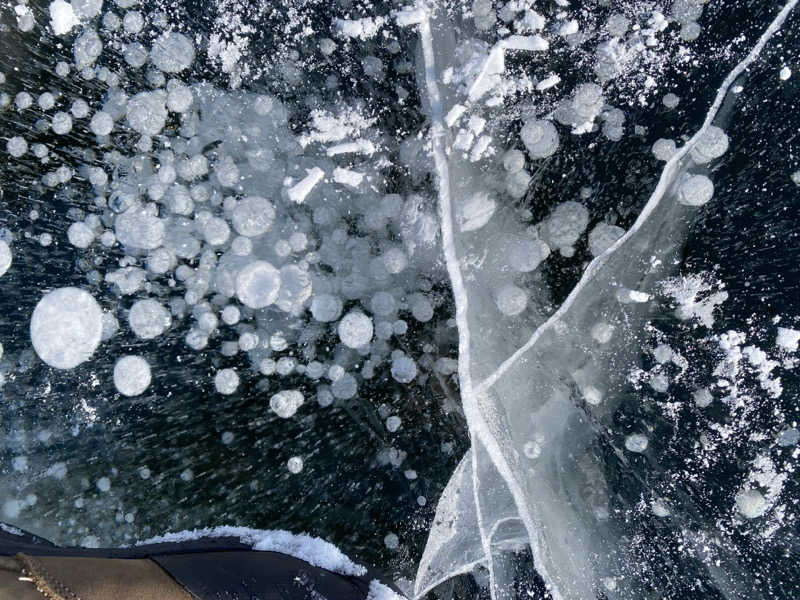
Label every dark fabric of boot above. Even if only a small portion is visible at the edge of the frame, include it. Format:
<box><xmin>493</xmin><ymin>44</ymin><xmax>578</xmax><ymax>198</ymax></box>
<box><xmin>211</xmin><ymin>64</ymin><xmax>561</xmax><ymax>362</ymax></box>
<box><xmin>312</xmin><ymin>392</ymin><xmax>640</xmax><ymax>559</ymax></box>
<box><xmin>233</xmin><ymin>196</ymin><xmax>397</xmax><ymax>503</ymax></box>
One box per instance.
<box><xmin>0</xmin><ymin>523</ymin><xmax>386</xmax><ymax>600</ymax></box>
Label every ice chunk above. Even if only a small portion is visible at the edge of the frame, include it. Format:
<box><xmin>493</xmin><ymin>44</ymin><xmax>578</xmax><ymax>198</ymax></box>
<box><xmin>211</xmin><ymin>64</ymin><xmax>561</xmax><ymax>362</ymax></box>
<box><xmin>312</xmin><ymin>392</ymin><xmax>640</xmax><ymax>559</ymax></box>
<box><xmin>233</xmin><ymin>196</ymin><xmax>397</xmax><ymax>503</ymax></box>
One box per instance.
<box><xmin>236</xmin><ymin>261</ymin><xmax>281</xmax><ymax>309</ymax></box>
<box><xmin>129</xmin><ymin>299</ymin><xmax>171</xmax><ymax>339</ymax></box>
<box><xmin>616</xmin><ymin>288</ymin><xmax>651</xmax><ymax>303</ymax></box>
<box><xmin>326</xmin><ymin>139</ymin><xmax>376</xmax><ymax>157</ymax></box>
<box><xmin>231</xmin><ymin>196</ymin><xmax>276</xmax><ymax>237</ymax></box>
<box><xmin>287</xmin><ymin>167</ymin><xmax>325</xmax><ymax>204</ymax></box>
<box><xmin>458</xmin><ymin>191</ymin><xmax>496</xmax><ymax>232</ymax></box>
<box><xmin>113</xmin><ymin>355</ymin><xmax>152</xmax><ymax>396</ymax></box>
<box><xmin>677</xmin><ymin>174</ymin><xmax>714</xmax><ymax>206</ymax></box>
<box><xmin>332</xmin><ymin>167</ymin><xmax>363</xmax><ymax>189</ymax></box>
<box><xmin>338</xmin><ymin>311</ymin><xmax>373</xmax><ymax>348</ymax></box>
<box><xmin>270</xmin><ymin>390</ymin><xmax>304</xmax><ymax>418</ymax></box>
<box><xmin>467</xmin><ymin>45</ymin><xmax>505</xmax><ymax>102</ymax></box>
<box><xmin>520</xmin><ymin>119</ymin><xmax>559</xmax><ymax>159</ymax></box>
<box><xmin>31</xmin><ymin>287</ymin><xmax>103</xmax><ymax>369</ymax></box>
<box><xmin>644</xmin><ymin>498</ymin><xmax>669</xmax><ymax>519</ymax></box>
<box><xmin>49</xmin><ymin>0</ymin><xmax>78</xmax><ymax>35</ymax></box>
<box><xmin>333</xmin><ymin>16</ymin><xmax>386</xmax><ymax>40</ymax></box>
<box><xmin>150</xmin><ymin>32</ymin><xmax>195</xmax><ymax>73</ymax></box>
<box><xmin>444</xmin><ymin>104</ymin><xmax>466</xmax><ymax>127</ymax></box>
<box><xmin>536</xmin><ymin>74</ymin><xmax>561</xmax><ymax>91</ymax></box>
<box><xmin>215</xmin><ymin>368</ymin><xmax>239</xmax><ymax>395</ymax></box>
<box><xmin>503</xmin><ymin>32</ymin><xmax>548</xmax><ymax>52</ymax></box>
<box><xmin>126</xmin><ymin>91</ymin><xmax>168</xmax><ymax>136</ymax></box>
<box><xmin>0</xmin><ymin>240</ymin><xmax>12</xmax><ymax>277</ymax></box>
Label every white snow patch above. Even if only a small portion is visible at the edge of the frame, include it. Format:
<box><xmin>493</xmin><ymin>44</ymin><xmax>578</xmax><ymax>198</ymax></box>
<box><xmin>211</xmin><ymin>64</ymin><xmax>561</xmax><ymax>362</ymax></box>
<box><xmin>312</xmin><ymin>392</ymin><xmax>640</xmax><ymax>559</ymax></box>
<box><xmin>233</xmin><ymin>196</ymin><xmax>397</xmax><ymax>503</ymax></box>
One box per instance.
<box><xmin>367</xmin><ymin>579</ymin><xmax>407</xmax><ymax>600</ymax></box>
<box><xmin>334</xmin><ymin>16</ymin><xmax>386</xmax><ymax>40</ymax></box>
<box><xmin>49</xmin><ymin>0</ymin><xmax>79</xmax><ymax>35</ymax></box>
<box><xmin>137</xmin><ymin>527</ymin><xmax>367</xmax><ymax>576</ymax></box>
<box><xmin>287</xmin><ymin>168</ymin><xmax>325</xmax><ymax>204</ymax></box>
<box><xmin>776</xmin><ymin>327</ymin><xmax>800</xmax><ymax>352</ymax></box>
<box><xmin>660</xmin><ymin>274</ymin><xmax>727</xmax><ymax>328</ymax></box>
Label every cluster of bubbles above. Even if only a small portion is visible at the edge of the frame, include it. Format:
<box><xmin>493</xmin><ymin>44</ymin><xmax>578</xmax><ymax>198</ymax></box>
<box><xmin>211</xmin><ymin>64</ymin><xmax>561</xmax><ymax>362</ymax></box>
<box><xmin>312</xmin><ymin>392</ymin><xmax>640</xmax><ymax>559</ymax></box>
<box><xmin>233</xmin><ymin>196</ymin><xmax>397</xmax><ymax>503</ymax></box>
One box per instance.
<box><xmin>0</xmin><ymin>0</ymin><xmax>746</xmax><ymax>570</ymax></box>
<box><xmin>2</xmin><ymin>0</ymin><xmax>728</xmax><ymax>439</ymax></box>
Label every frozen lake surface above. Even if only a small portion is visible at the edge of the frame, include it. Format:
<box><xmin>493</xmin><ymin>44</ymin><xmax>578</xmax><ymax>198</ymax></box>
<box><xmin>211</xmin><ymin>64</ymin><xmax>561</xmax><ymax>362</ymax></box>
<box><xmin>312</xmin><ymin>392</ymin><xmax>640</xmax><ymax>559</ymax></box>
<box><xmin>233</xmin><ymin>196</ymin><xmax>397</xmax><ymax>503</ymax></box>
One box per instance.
<box><xmin>0</xmin><ymin>0</ymin><xmax>799</xmax><ymax>598</ymax></box>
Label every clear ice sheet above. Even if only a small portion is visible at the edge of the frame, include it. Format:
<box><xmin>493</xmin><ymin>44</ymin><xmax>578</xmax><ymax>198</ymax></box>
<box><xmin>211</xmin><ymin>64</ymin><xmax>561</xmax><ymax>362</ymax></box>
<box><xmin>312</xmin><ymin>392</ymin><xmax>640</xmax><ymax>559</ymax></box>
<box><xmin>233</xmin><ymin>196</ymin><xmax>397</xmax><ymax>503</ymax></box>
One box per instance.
<box><xmin>412</xmin><ymin>1</ymin><xmax>800</xmax><ymax>598</ymax></box>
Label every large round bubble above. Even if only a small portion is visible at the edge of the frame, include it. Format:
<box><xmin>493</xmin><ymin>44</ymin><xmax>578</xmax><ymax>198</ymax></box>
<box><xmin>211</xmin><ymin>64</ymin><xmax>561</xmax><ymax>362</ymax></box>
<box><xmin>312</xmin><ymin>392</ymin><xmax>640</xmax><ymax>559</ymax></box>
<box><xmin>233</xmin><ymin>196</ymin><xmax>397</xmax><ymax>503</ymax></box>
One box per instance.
<box><xmin>31</xmin><ymin>288</ymin><xmax>103</xmax><ymax>369</ymax></box>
